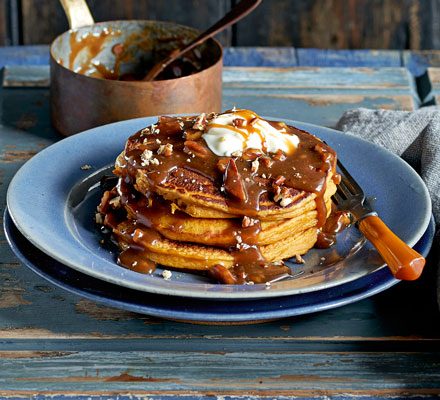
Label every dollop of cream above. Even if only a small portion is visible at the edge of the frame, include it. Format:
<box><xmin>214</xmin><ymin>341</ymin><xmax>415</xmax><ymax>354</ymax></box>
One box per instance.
<box><xmin>202</xmin><ymin>110</ymin><xmax>299</xmax><ymax>157</ymax></box>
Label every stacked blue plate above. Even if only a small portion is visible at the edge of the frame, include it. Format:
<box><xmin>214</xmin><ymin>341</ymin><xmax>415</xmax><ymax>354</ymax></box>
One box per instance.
<box><xmin>5</xmin><ymin>117</ymin><xmax>434</xmax><ymax>323</ymax></box>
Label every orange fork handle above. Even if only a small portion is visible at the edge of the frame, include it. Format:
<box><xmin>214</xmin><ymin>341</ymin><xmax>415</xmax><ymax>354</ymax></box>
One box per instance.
<box><xmin>358</xmin><ymin>215</ymin><xmax>425</xmax><ymax>281</ymax></box>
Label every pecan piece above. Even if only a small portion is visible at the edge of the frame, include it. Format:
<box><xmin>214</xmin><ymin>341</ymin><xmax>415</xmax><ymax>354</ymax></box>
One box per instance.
<box><xmin>242</xmin><ymin>216</ymin><xmax>258</xmax><ymax>228</ymax></box>
<box><xmin>260</xmin><ymin>156</ymin><xmax>274</xmax><ymax>168</ymax></box>
<box><xmin>242</xmin><ymin>148</ymin><xmax>263</xmax><ymax>161</ymax></box>
<box><xmin>217</xmin><ymin>158</ymin><xmax>230</xmax><ymax>173</ymax></box>
<box><xmin>223</xmin><ymin>158</ymin><xmax>247</xmax><ymax>202</ymax></box>
<box><xmin>273</xmin><ymin>186</ymin><xmax>293</xmax><ymax>207</ymax></box>
<box><xmin>273</xmin><ymin>149</ymin><xmax>286</xmax><ymax>161</ymax></box>
<box><xmin>208</xmin><ymin>264</ymin><xmax>237</xmax><ymax>284</ymax></box>
<box><xmin>249</xmin><ymin>117</ymin><xmax>258</xmax><ymax>126</ymax></box>
<box><xmin>157</xmin><ymin>143</ymin><xmax>173</xmax><ymax>157</ymax></box>
<box><xmin>233</xmin><ymin>118</ymin><xmax>245</xmax><ymax>127</ymax></box>
<box><xmin>251</xmin><ymin>159</ymin><xmax>259</xmax><ymax>173</ymax></box>
<box><xmin>97</xmin><ymin>190</ymin><xmax>112</xmax><ymax>214</ymax></box>
<box><xmin>273</xmin><ymin>175</ymin><xmax>286</xmax><ymax>186</ymax></box>
<box><xmin>184</xmin><ymin>140</ymin><xmax>210</xmax><ymax>158</ymax></box>
<box><xmin>192</xmin><ymin>113</ymin><xmax>207</xmax><ymax>130</ymax></box>
<box><xmin>184</xmin><ymin>129</ymin><xmax>203</xmax><ymax>141</ymax></box>
<box><xmin>157</xmin><ymin>116</ymin><xmax>182</xmax><ymax>135</ymax></box>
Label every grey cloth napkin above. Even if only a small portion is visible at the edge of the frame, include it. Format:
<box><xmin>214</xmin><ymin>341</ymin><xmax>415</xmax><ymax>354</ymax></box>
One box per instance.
<box><xmin>336</xmin><ymin>107</ymin><xmax>440</xmax><ymax>306</ymax></box>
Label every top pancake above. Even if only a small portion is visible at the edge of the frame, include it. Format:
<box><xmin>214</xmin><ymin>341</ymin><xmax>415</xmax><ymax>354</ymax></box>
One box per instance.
<box><xmin>112</xmin><ymin>111</ymin><xmax>338</xmax><ymax>222</ymax></box>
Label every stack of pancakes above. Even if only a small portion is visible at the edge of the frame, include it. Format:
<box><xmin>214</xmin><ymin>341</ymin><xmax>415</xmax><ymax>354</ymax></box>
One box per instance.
<box><xmin>97</xmin><ymin>110</ymin><xmax>339</xmax><ymax>284</ymax></box>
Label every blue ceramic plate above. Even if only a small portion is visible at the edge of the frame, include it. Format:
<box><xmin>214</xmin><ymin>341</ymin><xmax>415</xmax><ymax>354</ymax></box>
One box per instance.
<box><xmin>3</xmin><ymin>210</ymin><xmax>435</xmax><ymax>323</ymax></box>
<box><xmin>6</xmin><ymin>117</ymin><xmax>432</xmax><ymax>299</ymax></box>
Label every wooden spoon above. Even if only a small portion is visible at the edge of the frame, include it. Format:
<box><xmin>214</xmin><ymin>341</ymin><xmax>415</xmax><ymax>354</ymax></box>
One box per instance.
<box><xmin>142</xmin><ymin>0</ymin><xmax>262</xmax><ymax>81</ymax></box>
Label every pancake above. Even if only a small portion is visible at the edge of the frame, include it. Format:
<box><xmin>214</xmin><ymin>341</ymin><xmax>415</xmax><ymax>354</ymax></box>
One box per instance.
<box><xmin>113</xmin><ymin>220</ymin><xmax>317</xmax><ymax>271</ymax></box>
<box><xmin>123</xmin><ymin>189</ymin><xmax>333</xmax><ymax>246</ymax></box>
<box><xmin>131</xmin><ymin>165</ymin><xmax>337</xmax><ymax>220</ymax></box>
<box><xmin>98</xmin><ymin>109</ymin><xmax>343</xmax><ymax>284</ymax></box>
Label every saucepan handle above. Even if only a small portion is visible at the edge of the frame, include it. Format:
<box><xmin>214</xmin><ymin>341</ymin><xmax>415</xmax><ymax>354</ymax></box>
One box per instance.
<box><xmin>59</xmin><ymin>0</ymin><xmax>94</xmax><ymax>29</ymax></box>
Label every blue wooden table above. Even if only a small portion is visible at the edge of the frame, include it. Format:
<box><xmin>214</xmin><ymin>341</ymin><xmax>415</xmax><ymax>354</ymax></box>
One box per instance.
<box><xmin>0</xmin><ymin>46</ymin><xmax>439</xmax><ymax>398</ymax></box>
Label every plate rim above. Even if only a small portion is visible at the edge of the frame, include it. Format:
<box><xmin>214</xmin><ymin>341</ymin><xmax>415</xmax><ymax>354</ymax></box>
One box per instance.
<box><xmin>3</xmin><ymin>209</ymin><xmax>435</xmax><ymax>322</ymax></box>
<box><xmin>6</xmin><ymin>116</ymin><xmax>432</xmax><ymax>300</ymax></box>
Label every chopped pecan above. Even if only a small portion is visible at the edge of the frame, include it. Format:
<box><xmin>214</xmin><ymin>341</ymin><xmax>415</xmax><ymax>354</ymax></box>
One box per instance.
<box><xmin>208</xmin><ymin>264</ymin><xmax>237</xmax><ymax>284</ymax></box>
<box><xmin>313</xmin><ymin>143</ymin><xmax>332</xmax><ymax>162</ymax></box>
<box><xmin>157</xmin><ymin>116</ymin><xmax>182</xmax><ymax>135</ymax></box>
<box><xmin>223</xmin><ymin>158</ymin><xmax>247</xmax><ymax>202</ymax></box>
<box><xmin>295</xmin><ymin>254</ymin><xmax>305</xmax><ymax>264</ymax></box>
<box><xmin>97</xmin><ymin>189</ymin><xmax>114</xmax><ymax>214</ymax></box>
<box><xmin>280</xmin><ymin>197</ymin><xmax>293</xmax><ymax>207</ymax></box>
<box><xmin>273</xmin><ymin>149</ymin><xmax>286</xmax><ymax>161</ymax></box>
<box><xmin>260</xmin><ymin>156</ymin><xmax>274</xmax><ymax>168</ymax></box>
<box><xmin>184</xmin><ymin>129</ymin><xmax>203</xmax><ymax>141</ymax></box>
<box><xmin>141</xmin><ymin>149</ymin><xmax>153</xmax><ymax>165</ymax></box>
<box><xmin>233</xmin><ymin>118</ymin><xmax>245</xmax><ymax>127</ymax></box>
<box><xmin>242</xmin><ymin>216</ymin><xmax>258</xmax><ymax>228</ymax></box>
<box><xmin>242</xmin><ymin>148</ymin><xmax>263</xmax><ymax>161</ymax></box>
<box><xmin>217</xmin><ymin>158</ymin><xmax>230</xmax><ymax>173</ymax></box>
<box><xmin>157</xmin><ymin>143</ymin><xmax>173</xmax><ymax>157</ymax></box>
<box><xmin>273</xmin><ymin>175</ymin><xmax>286</xmax><ymax>186</ymax></box>
<box><xmin>95</xmin><ymin>212</ymin><xmax>104</xmax><ymax>224</ymax></box>
<box><xmin>274</xmin><ymin>186</ymin><xmax>293</xmax><ymax>207</ymax></box>
<box><xmin>192</xmin><ymin>113</ymin><xmax>207</xmax><ymax>130</ymax></box>
<box><xmin>184</xmin><ymin>140</ymin><xmax>210</xmax><ymax>158</ymax></box>
<box><xmin>251</xmin><ymin>159</ymin><xmax>259</xmax><ymax>173</ymax></box>
<box><xmin>109</xmin><ymin>196</ymin><xmax>121</xmax><ymax>209</ymax></box>
<box><xmin>249</xmin><ymin>117</ymin><xmax>258</xmax><ymax>126</ymax></box>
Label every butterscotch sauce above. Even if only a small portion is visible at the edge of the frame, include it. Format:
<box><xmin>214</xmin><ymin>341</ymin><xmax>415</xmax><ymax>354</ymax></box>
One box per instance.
<box><xmin>66</xmin><ymin>28</ymin><xmax>206</xmax><ymax>81</ymax></box>
<box><xmin>69</xmin><ymin>30</ymin><xmax>120</xmax><ymax>75</ymax></box>
<box><xmin>118</xmin><ymin>247</ymin><xmax>157</xmax><ymax>274</ymax></box>
<box><xmin>315</xmin><ymin>210</ymin><xmax>352</xmax><ymax>249</ymax></box>
<box><xmin>99</xmin><ymin>110</ymin><xmax>342</xmax><ymax>284</ymax></box>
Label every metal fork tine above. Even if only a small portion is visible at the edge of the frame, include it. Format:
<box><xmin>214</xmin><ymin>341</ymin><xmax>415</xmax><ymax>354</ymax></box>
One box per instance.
<box><xmin>333</xmin><ymin>190</ymin><xmax>344</xmax><ymax>205</ymax></box>
<box><xmin>337</xmin><ymin>160</ymin><xmax>364</xmax><ymax>195</ymax></box>
<box><xmin>339</xmin><ymin>174</ymin><xmax>357</xmax><ymax>196</ymax></box>
<box><xmin>337</xmin><ymin>179</ymin><xmax>353</xmax><ymax>198</ymax></box>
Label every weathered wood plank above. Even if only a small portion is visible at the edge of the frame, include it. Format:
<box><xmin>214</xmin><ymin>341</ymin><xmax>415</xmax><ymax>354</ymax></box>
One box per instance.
<box><xmin>1</xmin><ymin>65</ymin><xmax>417</xmax><ymax>128</ymax></box>
<box><xmin>224</xmin><ymin>47</ymin><xmax>297</xmax><ymax>67</ymax></box>
<box><xmin>223</xmin><ymin>67</ymin><xmax>413</xmax><ymax>89</ymax></box>
<box><xmin>403</xmin><ymin>50</ymin><xmax>440</xmax><ymax>76</ymax></box>
<box><xmin>2</xmin><ymin>65</ymin><xmax>49</xmax><ymax>87</ymax></box>
<box><xmin>20</xmin><ymin>0</ymin><xmax>231</xmax><ymax>46</ymax></box>
<box><xmin>0</xmin><ymin>45</ymin><xmax>49</xmax><ymax>67</ymax></box>
<box><xmin>297</xmin><ymin>49</ymin><xmax>402</xmax><ymax>67</ymax></box>
<box><xmin>5</xmin><ymin>0</ymin><xmax>440</xmax><ymax>51</ymax></box>
<box><xmin>0</xmin><ymin>0</ymin><xmax>7</xmax><ymax>46</ymax></box>
<box><xmin>0</xmin><ymin>45</ymin><xmax>437</xmax><ymax>78</ymax></box>
<box><xmin>0</xmin><ymin>351</ymin><xmax>439</xmax><ymax>394</ymax></box>
<box><xmin>235</xmin><ymin>0</ymin><xmax>412</xmax><ymax>49</ymax></box>
<box><xmin>222</xmin><ymin>92</ymin><xmax>414</xmax><ymax>127</ymax></box>
<box><xmin>223</xmin><ymin>67</ymin><xmax>417</xmax><ymax>126</ymax></box>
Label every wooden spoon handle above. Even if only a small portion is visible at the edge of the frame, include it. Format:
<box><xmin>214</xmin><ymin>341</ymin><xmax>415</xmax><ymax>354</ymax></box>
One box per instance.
<box><xmin>143</xmin><ymin>0</ymin><xmax>262</xmax><ymax>81</ymax></box>
<box><xmin>358</xmin><ymin>215</ymin><xmax>425</xmax><ymax>280</ymax></box>
<box><xmin>59</xmin><ymin>0</ymin><xmax>94</xmax><ymax>29</ymax></box>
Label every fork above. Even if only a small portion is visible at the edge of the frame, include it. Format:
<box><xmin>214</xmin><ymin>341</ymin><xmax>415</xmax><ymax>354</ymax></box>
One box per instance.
<box><xmin>333</xmin><ymin>160</ymin><xmax>425</xmax><ymax>281</ymax></box>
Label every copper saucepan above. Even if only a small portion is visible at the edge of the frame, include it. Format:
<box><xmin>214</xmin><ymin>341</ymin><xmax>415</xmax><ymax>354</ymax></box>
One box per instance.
<box><xmin>50</xmin><ymin>0</ymin><xmax>223</xmax><ymax>136</ymax></box>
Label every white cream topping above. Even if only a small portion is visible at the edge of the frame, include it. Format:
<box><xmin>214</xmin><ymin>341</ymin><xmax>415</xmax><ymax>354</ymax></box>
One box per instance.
<box><xmin>202</xmin><ymin>111</ymin><xmax>299</xmax><ymax>157</ymax></box>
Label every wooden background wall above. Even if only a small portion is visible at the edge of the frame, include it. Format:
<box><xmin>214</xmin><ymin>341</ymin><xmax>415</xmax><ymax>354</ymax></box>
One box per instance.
<box><xmin>1</xmin><ymin>0</ymin><xmax>440</xmax><ymax>49</ymax></box>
